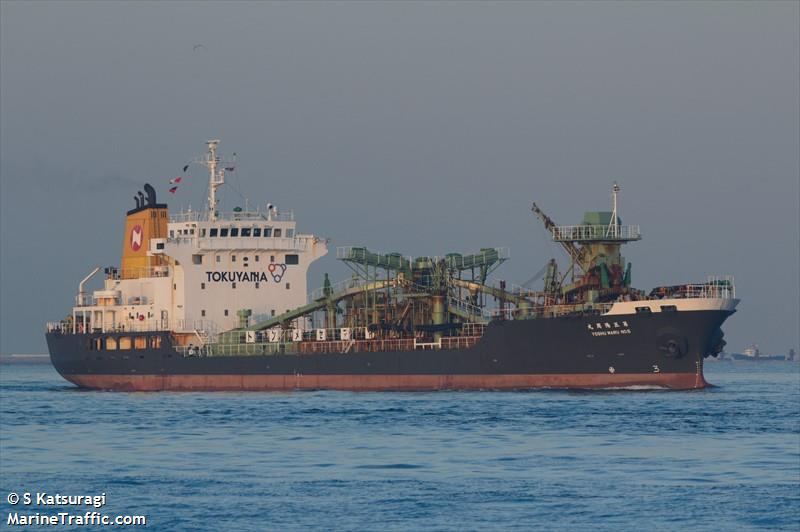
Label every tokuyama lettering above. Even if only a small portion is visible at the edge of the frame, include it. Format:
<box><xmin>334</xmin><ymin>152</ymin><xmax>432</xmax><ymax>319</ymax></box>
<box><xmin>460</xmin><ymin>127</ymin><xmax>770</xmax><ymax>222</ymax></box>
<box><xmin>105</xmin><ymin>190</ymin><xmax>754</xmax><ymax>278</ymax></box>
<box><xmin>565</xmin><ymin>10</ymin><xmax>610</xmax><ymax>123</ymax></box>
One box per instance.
<box><xmin>206</xmin><ymin>263</ymin><xmax>286</xmax><ymax>283</ymax></box>
<box><xmin>206</xmin><ymin>271</ymin><xmax>271</xmax><ymax>283</ymax></box>
<box><xmin>205</xmin><ymin>263</ymin><xmax>288</xmax><ymax>284</ymax></box>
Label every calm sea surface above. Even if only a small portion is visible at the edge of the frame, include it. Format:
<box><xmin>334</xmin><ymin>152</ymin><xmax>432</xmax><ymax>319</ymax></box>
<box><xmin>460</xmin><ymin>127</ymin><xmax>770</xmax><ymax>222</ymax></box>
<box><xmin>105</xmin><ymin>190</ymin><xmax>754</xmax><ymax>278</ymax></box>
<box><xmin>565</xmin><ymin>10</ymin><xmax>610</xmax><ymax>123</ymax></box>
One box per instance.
<box><xmin>1</xmin><ymin>360</ymin><xmax>798</xmax><ymax>531</ymax></box>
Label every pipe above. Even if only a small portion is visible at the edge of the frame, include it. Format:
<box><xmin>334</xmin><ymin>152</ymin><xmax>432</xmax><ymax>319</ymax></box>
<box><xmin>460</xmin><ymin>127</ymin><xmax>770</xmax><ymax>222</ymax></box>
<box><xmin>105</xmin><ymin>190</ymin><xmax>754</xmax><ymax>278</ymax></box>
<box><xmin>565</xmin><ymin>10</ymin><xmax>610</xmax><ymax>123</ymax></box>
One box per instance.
<box><xmin>77</xmin><ymin>267</ymin><xmax>101</xmax><ymax>307</ymax></box>
<box><xmin>432</xmin><ymin>296</ymin><xmax>445</xmax><ymax>342</ymax></box>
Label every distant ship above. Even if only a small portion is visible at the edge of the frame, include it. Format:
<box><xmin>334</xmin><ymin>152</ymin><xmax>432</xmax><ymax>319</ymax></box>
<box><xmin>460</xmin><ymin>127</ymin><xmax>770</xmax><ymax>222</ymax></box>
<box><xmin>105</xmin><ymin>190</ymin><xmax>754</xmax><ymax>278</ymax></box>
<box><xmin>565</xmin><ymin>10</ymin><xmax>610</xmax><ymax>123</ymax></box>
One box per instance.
<box><xmin>730</xmin><ymin>344</ymin><xmax>789</xmax><ymax>361</ymax></box>
<box><xmin>46</xmin><ymin>140</ymin><xmax>739</xmax><ymax>391</ymax></box>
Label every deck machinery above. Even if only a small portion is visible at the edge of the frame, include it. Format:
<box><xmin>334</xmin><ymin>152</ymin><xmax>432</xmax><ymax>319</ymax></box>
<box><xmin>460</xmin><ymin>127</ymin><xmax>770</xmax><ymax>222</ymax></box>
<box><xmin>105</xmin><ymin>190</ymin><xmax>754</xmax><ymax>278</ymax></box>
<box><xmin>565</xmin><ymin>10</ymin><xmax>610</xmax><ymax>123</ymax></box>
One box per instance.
<box><xmin>222</xmin><ymin>184</ymin><xmax>648</xmax><ymax>350</ymax></box>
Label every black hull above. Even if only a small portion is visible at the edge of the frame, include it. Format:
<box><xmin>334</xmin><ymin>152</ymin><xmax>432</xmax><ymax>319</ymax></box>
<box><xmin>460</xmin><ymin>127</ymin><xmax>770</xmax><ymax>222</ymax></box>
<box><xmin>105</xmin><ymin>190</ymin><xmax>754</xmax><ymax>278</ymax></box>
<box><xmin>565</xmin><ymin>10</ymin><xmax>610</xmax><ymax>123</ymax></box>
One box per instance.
<box><xmin>46</xmin><ymin>310</ymin><xmax>733</xmax><ymax>391</ymax></box>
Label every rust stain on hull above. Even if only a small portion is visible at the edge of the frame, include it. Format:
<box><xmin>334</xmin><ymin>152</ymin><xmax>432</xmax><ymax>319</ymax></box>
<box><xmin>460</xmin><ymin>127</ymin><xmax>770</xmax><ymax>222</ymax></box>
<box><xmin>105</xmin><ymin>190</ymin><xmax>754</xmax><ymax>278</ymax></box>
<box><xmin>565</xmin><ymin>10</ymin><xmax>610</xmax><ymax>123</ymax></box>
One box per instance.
<box><xmin>65</xmin><ymin>372</ymin><xmax>708</xmax><ymax>391</ymax></box>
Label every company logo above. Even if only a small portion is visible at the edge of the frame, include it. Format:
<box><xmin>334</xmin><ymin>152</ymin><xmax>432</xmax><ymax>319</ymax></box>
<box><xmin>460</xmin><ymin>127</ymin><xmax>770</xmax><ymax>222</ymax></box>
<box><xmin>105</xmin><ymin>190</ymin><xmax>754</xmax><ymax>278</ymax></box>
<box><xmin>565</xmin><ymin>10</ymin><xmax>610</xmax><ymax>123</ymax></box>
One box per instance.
<box><xmin>268</xmin><ymin>263</ymin><xmax>287</xmax><ymax>282</ymax></box>
<box><xmin>130</xmin><ymin>225</ymin><xmax>143</xmax><ymax>252</ymax></box>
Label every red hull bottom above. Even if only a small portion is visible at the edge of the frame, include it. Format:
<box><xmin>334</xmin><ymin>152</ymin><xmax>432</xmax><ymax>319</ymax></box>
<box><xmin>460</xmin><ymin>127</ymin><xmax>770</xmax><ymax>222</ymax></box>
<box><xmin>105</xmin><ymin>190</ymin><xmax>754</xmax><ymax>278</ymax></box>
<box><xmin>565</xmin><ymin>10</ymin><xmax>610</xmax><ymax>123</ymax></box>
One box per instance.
<box><xmin>64</xmin><ymin>372</ymin><xmax>709</xmax><ymax>391</ymax></box>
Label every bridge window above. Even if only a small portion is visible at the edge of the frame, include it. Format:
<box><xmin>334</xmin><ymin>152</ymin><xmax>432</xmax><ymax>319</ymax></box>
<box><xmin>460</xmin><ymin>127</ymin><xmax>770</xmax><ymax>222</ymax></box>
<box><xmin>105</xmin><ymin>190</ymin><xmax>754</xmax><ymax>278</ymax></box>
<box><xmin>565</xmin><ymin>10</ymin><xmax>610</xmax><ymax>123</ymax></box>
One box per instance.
<box><xmin>285</xmin><ymin>254</ymin><xmax>299</xmax><ymax>265</ymax></box>
<box><xmin>210</xmin><ymin>228</ymin><xmax>218</xmax><ymax>237</ymax></box>
<box><xmin>241</xmin><ymin>227</ymin><xmax>251</xmax><ymax>237</ymax></box>
<box><xmin>220</xmin><ymin>228</ymin><xmax>229</xmax><ymax>237</ymax></box>
<box><xmin>192</xmin><ymin>254</ymin><xmax>203</xmax><ymax>265</ymax></box>
<box><xmin>635</xmin><ymin>307</ymin><xmax>652</xmax><ymax>314</ymax></box>
<box><xmin>661</xmin><ymin>305</ymin><xmax>677</xmax><ymax>312</ymax></box>
<box><xmin>286</xmin><ymin>229</ymin><xmax>294</xmax><ymax>238</ymax></box>
<box><xmin>264</xmin><ymin>227</ymin><xmax>272</xmax><ymax>237</ymax></box>
<box><xmin>253</xmin><ymin>228</ymin><xmax>261</xmax><ymax>237</ymax></box>
<box><xmin>200</xmin><ymin>228</ymin><xmax>206</xmax><ymax>237</ymax></box>
<box><xmin>169</xmin><ymin>230</ymin><xmax>175</xmax><ymax>238</ymax></box>
<box><xmin>274</xmin><ymin>229</ymin><xmax>282</xmax><ymax>237</ymax></box>
<box><xmin>230</xmin><ymin>227</ymin><xmax>239</xmax><ymax>237</ymax></box>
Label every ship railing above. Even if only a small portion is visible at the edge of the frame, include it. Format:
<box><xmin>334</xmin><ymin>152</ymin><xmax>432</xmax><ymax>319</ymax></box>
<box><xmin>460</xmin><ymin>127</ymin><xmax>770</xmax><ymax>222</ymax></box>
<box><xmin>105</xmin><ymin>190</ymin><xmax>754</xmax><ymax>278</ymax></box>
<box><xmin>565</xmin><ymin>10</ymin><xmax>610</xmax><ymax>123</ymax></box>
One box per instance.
<box><xmin>306</xmin><ymin>277</ymin><xmax>407</xmax><ymax>303</ymax></box>
<box><xmin>245</xmin><ymin>326</ymin><xmax>382</xmax><ymax>344</ymax></box>
<box><xmin>104</xmin><ymin>266</ymin><xmax>172</xmax><ymax>280</ymax></box>
<box><xmin>46</xmin><ymin>321</ymin><xmax>69</xmax><ymax>333</ymax></box>
<box><xmin>176</xmin><ymin>342</ymin><xmax>298</xmax><ymax>357</ymax></box>
<box><xmin>174</xmin><ymin>344</ymin><xmax>215</xmax><ymax>357</ymax></box>
<box><xmin>193</xmin><ymin>236</ymin><xmax>311</xmax><ymax>252</ymax></box>
<box><xmin>489</xmin><ymin>280</ymin><xmax>529</xmax><ymax>296</ymax></box>
<box><xmin>440</xmin><ymin>336</ymin><xmax>481</xmax><ymax>350</ymax></box>
<box><xmin>460</xmin><ymin>323</ymin><xmax>486</xmax><ymax>337</ymax></box>
<box><xmin>75</xmin><ymin>294</ymin><xmax>93</xmax><ymax>306</ymax></box>
<box><xmin>183</xmin><ymin>332</ymin><xmax>485</xmax><ymax>357</ymax></box>
<box><xmin>651</xmin><ymin>275</ymin><xmax>736</xmax><ymax>300</ymax></box>
<box><xmin>487</xmin><ymin>301</ymin><xmax>615</xmax><ymax>320</ymax></box>
<box><xmin>552</xmin><ymin>224</ymin><xmax>641</xmax><ymax>242</ymax></box>
<box><xmin>170</xmin><ymin>210</ymin><xmax>294</xmax><ymax>223</ymax></box>
<box><xmin>413</xmin><ymin>339</ymin><xmax>442</xmax><ymax>350</ymax></box>
<box><xmin>336</xmin><ymin>246</ymin><xmax>510</xmax><ymax>269</ymax></box>
<box><xmin>308</xmin><ymin>277</ymin><xmax>370</xmax><ymax>302</ymax></box>
<box><xmin>447</xmin><ymin>295</ymin><xmax>486</xmax><ymax>320</ymax></box>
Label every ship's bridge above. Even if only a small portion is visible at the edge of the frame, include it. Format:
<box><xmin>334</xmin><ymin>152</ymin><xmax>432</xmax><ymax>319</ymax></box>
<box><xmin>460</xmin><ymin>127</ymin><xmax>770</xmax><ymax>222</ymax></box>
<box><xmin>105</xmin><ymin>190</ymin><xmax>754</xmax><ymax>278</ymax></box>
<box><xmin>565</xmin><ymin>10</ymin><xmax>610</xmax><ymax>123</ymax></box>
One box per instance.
<box><xmin>158</xmin><ymin>208</ymin><xmax>316</xmax><ymax>252</ymax></box>
<box><xmin>552</xmin><ymin>211</ymin><xmax>641</xmax><ymax>243</ymax></box>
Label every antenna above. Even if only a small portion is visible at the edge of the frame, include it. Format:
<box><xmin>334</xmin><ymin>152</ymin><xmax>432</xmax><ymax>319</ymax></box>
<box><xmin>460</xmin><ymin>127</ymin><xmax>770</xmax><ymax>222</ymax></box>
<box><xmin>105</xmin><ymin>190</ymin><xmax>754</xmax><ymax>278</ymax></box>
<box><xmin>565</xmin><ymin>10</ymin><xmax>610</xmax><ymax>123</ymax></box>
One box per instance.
<box><xmin>182</xmin><ymin>141</ymin><xmax>239</xmax><ymax>220</ymax></box>
<box><xmin>206</xmin><ymin>140</ymin><xmax>223</xmax><ymax>221</ymax></box>
<box><xmin>607</xmin><ymin>181</ymin><xmax>621</xmax><ymax>237</ymax></box>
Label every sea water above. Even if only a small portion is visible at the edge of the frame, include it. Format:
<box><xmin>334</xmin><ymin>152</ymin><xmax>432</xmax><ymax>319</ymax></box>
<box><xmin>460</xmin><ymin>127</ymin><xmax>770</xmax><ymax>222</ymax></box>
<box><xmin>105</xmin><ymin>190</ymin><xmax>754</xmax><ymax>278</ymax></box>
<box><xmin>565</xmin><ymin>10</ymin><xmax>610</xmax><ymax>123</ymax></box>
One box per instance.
<box><xmin>1</xmin><ymin>360</ymin><xmax>798</xmax><ymax>531</ymax></box>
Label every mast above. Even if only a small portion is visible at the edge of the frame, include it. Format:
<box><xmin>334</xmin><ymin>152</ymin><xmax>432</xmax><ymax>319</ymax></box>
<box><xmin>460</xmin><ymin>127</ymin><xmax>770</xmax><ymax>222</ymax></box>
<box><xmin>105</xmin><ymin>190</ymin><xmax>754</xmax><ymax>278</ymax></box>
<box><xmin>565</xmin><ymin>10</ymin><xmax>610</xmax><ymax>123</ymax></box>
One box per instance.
<box><xmin>205</xmin><ymin>139</ymin><xmax>223</xmax><ymax>221</ymax></box>
<box><xmin>607</xmin><ymin>181</ymin><xmax>621</xmax><ymax>237</ymax></box>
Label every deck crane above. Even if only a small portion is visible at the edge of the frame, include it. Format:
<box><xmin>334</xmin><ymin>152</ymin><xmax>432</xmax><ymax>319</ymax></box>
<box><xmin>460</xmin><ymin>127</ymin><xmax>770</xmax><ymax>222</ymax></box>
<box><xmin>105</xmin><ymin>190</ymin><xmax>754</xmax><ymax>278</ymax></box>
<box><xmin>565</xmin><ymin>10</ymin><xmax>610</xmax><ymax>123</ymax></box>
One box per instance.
<box><xmin>531</xmin><ymin>202</ymin><xmax>585</xmax><ymax>275</ymax></box>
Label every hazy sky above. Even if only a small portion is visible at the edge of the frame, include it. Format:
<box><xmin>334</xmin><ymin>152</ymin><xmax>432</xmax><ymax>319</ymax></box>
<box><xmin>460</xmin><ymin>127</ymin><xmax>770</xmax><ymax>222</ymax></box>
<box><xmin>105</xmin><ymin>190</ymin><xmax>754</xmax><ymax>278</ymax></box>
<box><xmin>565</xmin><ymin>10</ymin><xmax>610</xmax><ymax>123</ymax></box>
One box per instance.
<box><xmin>1</xmin><ymin>1</ymin><xmax>798</xmax><ymax>355</ymax></box>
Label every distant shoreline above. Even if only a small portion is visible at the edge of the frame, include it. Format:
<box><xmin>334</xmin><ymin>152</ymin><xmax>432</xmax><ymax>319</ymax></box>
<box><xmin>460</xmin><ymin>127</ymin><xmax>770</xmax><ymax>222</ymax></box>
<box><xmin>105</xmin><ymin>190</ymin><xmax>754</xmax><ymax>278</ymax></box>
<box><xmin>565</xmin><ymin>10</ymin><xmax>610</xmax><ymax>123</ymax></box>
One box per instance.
<box><xmin>0</xmin><ymin>354</ymin><xmax>50</xmax><ymax>364</ymax></box>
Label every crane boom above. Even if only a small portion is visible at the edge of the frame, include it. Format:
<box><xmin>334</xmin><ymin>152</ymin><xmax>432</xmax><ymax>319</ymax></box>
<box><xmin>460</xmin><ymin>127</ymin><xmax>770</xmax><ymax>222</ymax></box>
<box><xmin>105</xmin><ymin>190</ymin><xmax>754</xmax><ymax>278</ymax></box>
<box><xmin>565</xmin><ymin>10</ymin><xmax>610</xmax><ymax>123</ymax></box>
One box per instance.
<box><xmin>531</xmin><ymin>202</ymin><xmax>584</xmax><ymax>273</ymax></box>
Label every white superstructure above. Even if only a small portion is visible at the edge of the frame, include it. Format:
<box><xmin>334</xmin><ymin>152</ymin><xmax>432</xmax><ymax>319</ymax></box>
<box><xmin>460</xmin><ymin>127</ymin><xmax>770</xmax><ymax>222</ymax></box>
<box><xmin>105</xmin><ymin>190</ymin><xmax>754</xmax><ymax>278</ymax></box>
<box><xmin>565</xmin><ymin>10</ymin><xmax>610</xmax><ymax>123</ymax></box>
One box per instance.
<box><xmin>68</xmin><ymin>140</ymin><xmax>328</xmax><ymax>339</ymax></box>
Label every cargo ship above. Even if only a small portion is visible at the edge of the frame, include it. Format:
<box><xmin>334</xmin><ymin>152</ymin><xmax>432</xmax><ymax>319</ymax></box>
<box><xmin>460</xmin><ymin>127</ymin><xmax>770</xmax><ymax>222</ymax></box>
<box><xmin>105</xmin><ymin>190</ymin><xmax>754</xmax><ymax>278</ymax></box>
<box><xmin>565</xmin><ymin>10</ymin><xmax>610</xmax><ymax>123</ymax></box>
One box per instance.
<box><xmin>729</xmin><ymin>345</ymin><xmax>788</xmax><ymax>361</ymax></box>
<box><xmin>46</xmin><ymin>140</ymin><xmax>739</xmax><ymax>391</ymax></box>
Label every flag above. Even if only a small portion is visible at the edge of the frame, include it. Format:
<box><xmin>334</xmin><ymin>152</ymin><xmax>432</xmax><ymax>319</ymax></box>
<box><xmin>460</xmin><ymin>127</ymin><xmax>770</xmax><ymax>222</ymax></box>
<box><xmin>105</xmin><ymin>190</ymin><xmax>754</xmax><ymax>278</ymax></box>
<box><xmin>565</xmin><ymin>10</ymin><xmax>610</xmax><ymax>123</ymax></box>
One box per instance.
<box><xmin>169</xmin><ymin>186</ymin><xmax>178</xmax><ymax>194</ymax></box>
<box><xmin>170</xmin><ymin>177</ymin><xmax>183</xmax><ymax>184</ymax></box>
<box><xmin>182</xmin><ymin>164</ymin><xmax>190</xmax><ymax>172</ymax></box>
